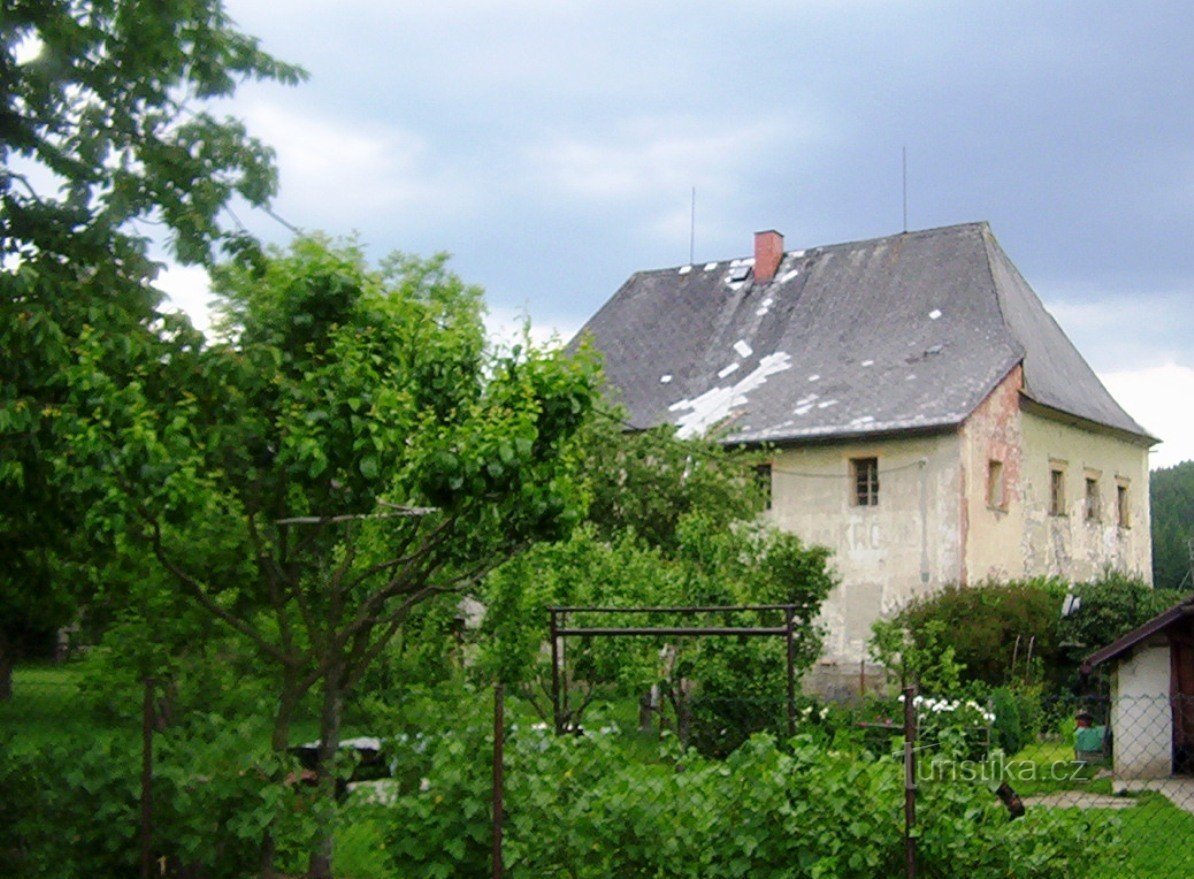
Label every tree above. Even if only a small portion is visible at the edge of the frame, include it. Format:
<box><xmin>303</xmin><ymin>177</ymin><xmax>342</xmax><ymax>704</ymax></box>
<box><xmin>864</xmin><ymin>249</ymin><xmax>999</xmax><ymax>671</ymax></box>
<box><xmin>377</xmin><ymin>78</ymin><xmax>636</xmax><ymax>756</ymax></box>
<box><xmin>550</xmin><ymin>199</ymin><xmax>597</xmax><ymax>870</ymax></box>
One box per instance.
<box><xmin>65</xmin><ymin>236</ymin><xmax>600</xmax><ymax>877</ymax></box>
<box><xmin>478</xmin><ymin>416</ymin><xmax>836</xmax><ymax>751</ymax></box>
<box><xmin>1</xmin><ymin>0</ymin><xmax>303</xmax><ymax>696</ymax></box>
<box><xmin>1151</xmin><ymin>460</ymin><xmax>1194</xmax><ymax>591</ymax></box>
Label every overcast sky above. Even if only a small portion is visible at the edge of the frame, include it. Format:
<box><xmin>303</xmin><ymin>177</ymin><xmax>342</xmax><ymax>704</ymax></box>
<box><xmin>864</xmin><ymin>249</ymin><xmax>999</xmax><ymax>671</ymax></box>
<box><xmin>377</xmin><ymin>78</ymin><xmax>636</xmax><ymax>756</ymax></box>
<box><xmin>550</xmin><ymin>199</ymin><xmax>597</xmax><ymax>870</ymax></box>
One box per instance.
<box><xmin>158</xmin><ymin>1</ymin><xmax>1193</xmax><ymax>467</ymax></box>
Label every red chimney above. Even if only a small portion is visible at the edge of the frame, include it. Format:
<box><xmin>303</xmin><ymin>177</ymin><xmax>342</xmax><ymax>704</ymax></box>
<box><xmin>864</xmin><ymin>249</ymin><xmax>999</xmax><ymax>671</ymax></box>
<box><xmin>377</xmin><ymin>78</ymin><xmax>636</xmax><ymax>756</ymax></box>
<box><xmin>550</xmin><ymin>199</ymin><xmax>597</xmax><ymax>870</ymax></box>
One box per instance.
<box><xmin>754</xmin><ymin>230</ymin><xmax>784</xmax><ymax>284</ymax></box>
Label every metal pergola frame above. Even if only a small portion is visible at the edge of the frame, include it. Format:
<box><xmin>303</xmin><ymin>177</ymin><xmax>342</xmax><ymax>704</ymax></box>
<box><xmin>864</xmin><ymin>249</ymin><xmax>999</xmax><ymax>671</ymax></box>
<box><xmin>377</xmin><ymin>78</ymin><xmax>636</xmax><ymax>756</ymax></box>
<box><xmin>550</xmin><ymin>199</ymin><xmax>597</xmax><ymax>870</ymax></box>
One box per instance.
<box><xmin>547</xmin><ymin>604</ymin><xmax>800</xmax><ymax>737</ymax></box>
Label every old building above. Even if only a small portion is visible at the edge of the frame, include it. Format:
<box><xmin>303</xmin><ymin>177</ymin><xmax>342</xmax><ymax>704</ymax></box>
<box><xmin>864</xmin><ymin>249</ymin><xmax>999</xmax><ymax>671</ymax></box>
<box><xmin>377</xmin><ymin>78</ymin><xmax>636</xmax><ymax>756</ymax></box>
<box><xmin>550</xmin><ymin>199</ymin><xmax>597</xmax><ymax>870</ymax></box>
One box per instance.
<box><xmin>576</xmin><ymin>222</ymin><xmax>1156</xmax><ymax>693</ymax></box>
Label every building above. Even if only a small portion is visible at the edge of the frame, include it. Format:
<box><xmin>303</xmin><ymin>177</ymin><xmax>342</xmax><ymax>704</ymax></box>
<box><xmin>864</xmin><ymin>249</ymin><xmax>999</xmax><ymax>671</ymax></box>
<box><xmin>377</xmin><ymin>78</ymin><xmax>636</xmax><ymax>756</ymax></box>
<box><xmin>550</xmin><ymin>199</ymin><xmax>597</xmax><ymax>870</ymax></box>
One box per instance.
<box><xmin>1082</xmin><ymin>593</ymin><xmax>1194</xmax><ymax>783</ymax></box>
<box><xmin>575</xmin><ymin>222</ymin><xmax>1156</xmax><ymax>694</ymax></box>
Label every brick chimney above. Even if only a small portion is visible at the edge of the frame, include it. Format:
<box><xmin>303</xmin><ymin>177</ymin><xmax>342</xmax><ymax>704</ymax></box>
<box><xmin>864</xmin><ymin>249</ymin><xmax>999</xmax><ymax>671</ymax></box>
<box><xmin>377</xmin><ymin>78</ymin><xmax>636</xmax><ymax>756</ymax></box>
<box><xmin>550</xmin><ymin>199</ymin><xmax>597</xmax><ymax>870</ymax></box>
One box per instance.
<box><xmin>754</xmin><ymin>230</ymin><xmax>784</xmax><ymax>284</ymax></box>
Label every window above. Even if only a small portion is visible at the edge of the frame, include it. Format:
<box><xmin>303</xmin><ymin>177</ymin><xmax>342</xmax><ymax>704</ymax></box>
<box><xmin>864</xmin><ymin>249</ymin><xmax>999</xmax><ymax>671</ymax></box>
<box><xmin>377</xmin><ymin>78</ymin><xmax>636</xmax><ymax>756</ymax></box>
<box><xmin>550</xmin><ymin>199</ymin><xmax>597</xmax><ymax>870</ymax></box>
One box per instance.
<box><xmin>1085</xmin><ymin>477</ymin><xmax>1100</xmax><ymax>522</ymax></box>
<box><xmin>987</xmin><ymin>460</ymin><xmax>1005</xmax><ymax>509</ymax></box>
<box><xmin>851</xmin><ymin>457</ymin><xmax>879</xmax><ymax>507</ymax></box>
<box><xmin>1117</xmin><ymin>482</ymin><xmax>1130</xmax><ymax>528</ymax></box>
<box><xmin>1049</xmin><ymin>468</ymin><xmax>1066</xmax><ymax>516</ymax></box>
<box><xmin>754</xmin><ymin>463</ymin><xmax>772</xmax><ymax>511</ymax></box>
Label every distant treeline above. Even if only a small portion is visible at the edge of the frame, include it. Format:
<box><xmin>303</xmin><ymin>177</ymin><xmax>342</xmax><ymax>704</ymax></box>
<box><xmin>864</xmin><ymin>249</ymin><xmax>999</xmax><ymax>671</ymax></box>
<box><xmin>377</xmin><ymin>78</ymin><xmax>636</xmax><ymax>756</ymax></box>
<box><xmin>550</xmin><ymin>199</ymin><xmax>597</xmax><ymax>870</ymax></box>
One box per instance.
<box><xmin>1152</xmin><ymin>460</ymin><xmax>1194</xmax><ymax>592</ymax></box>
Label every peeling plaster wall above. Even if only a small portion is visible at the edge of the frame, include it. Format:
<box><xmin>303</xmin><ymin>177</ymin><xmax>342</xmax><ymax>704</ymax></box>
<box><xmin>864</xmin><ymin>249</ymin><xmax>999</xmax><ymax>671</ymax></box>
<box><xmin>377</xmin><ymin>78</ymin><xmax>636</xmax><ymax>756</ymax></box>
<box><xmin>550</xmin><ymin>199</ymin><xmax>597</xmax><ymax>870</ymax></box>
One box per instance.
<box><xmin>960</xmin><ymin>367</ymin><xmax>1026</xmax><ymax>583</ymax></box>
<box><xmin>1015</xmin><ymin>409</ymin><xmax>1151</xmax><ymax>582</ymax></box>
<box><xmin>766</xmin><ymin>431</ymin><xmax>963</xmax><ymax>672</ymax></box>
<box><xmin>959</xmin><ymin>366</ymin><xmax>1151</xmax><ymax>583</ymax></box>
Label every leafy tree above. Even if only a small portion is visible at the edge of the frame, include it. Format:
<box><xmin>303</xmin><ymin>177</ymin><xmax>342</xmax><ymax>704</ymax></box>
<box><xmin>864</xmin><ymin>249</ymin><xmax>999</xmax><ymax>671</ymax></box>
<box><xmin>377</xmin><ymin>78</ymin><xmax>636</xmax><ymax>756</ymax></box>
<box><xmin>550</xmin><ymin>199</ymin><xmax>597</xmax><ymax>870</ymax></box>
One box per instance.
<box><xmin>480</xmin><ymin>496</ymin><xmax>836</xmax><ymax>751</ymax></box>
<box><xmin>1</xmin><ymin>0</ymin><xmax>303</xmax><ymax>696</ymax></box>
<box><xmin>1151</xmin><ymin>460</ymin><xmax>1194</xmax><ymax>591</ymax></box>
<box><xmin>64</xmin><ymin>236</ymin><xmax>599</xmax><ymax>876</ymax></box>
<box><xmin>874</xmin><ymin>572</ymin><xmax>1177</xmax><ymax>695</ymax></box>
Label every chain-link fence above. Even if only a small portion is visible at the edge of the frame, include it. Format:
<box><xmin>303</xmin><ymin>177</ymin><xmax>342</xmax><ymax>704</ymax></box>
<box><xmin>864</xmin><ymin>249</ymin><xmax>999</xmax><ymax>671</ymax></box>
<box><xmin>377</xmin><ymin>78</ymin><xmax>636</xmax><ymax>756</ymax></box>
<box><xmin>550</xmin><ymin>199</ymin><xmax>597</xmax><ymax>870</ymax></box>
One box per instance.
<box><xmin>4</xmin><ymin>666</ymin><xmax>1193</xmax><ymax>878</ymax></box>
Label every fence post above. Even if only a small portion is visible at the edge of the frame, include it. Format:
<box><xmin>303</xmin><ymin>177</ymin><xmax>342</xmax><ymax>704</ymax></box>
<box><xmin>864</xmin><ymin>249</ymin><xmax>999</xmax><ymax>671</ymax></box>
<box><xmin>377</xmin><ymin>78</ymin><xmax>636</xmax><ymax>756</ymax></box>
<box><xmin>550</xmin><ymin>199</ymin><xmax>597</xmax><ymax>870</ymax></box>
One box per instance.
<box><xmin>903</xmin><ymin>684</ymin><xmax>917</xmax><ymax>879</ymax></box>
<box><xmin>140</xmin><ymin>677</ymin><xmax>155</xmax><ymax>879</ymax></box>
<box><xmin>492</xmin><ymin>682</ymin><xmax>505</xmax><ymax>879</ymax></box>
<box><xmin>784</xmin><ymin>605</ymin><xmax>796</xmax><ymax>738</ymax></box>
<box><xmin>549</xmin><ymin>609</ymin><xmax>562</xmax><ymax>735</ymax></box>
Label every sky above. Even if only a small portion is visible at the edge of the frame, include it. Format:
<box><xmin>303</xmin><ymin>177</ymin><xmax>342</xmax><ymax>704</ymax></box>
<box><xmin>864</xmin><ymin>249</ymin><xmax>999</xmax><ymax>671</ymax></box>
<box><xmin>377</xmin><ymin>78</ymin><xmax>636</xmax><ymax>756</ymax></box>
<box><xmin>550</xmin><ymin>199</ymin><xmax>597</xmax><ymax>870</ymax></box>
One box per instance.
<box><xmin>155</xmin><ymin>1</ymin><xmax>1193</xmax><ymax>467</ymax></box>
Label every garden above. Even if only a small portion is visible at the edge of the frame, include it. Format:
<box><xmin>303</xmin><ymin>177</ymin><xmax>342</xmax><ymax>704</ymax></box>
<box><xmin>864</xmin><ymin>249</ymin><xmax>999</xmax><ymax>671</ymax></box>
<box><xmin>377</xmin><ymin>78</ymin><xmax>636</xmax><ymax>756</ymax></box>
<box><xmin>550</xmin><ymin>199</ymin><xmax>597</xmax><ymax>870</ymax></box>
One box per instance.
<box><xmin>4</xmin><ymin>5</ymin><xmax>1192</xmax><ymax>875</ymax></box>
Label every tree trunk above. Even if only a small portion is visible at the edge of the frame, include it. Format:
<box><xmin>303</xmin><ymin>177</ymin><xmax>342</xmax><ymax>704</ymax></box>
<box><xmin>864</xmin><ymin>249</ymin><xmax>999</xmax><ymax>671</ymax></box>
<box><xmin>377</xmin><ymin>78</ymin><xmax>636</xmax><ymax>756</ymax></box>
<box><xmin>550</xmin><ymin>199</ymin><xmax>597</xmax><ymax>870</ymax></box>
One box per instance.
<box><xmin>260</xmin><ymin>673</ymin><xmax>300</xmax><ymax>879</ymax></box>
<box><xmin>308</xmin><ymin>664</ymin><xmax>345</xmax><ymax>879</ymax></box>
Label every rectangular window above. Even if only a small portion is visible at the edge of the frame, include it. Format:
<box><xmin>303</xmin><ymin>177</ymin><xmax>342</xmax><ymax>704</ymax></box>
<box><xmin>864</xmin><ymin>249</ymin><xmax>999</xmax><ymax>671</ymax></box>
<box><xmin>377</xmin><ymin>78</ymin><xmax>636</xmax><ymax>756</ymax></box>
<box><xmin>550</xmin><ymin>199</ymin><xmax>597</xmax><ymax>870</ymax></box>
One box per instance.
<box><xmin>754</xmin><ymin>463</ymin><xmax>772</xmax><ymax>511</ymax></box>
<box><xmin>987</xmin><ymin>460</ymin><xmax>1005</xmax><ymax>509</ymax></box>
<box><xmin>1117</xmin><ymin>482</ymin><xmax>1130</xmax><ymax>528</ymax></box>
<box><xmin>851</xmin><ymin>457</ymin><xmax>879</xmax><ymax>507</ymax></box>
<box><xmin>1049</xmin><ymin>468</ymin><xmax>1066</xmax><ymax>516</ymax></box>
<box><xmin>1085</xmin><ymin>477</ymin><xmax>1100</xmax><ymax>522</ymax></box>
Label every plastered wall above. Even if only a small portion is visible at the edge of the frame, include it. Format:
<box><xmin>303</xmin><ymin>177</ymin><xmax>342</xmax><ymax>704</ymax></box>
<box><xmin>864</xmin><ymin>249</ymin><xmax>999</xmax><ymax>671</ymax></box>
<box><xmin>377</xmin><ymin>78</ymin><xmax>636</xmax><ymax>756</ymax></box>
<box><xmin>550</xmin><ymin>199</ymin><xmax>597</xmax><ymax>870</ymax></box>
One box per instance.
<box><xmin>1112</xmin><ymin>642</ymin><xmax>1173</xmax><ymax>783</ymax></box>
<box><xmin>766</xmin><ymin>431</ymin><xmax>963</xmax><ymax>667</ymax></box>
<box><xmin>962</xmin><ymin>394</ymin><xmax>1152</xmax><ymax>584</ymax></box>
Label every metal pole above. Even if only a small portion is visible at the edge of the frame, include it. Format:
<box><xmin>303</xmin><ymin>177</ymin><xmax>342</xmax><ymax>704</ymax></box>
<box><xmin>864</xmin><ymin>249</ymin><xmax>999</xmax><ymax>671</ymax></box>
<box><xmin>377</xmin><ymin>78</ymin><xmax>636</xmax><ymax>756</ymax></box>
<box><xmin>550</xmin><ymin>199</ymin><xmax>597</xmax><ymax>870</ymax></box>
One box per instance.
<box><xmin>860</xmin><ymin>658</ymin><xmax>866</xmax><ymax>698</ymax></box>
<box><xmin>903</xmin><ymin>685</ymin><xmax>917</xmax><ymax>879</ymax></box>
<box><xmin>549</xmin><ymin>609</ymin><xmax>562</xmax><ymax>735</ymax></box>
<box><xmin>492</xmin><ymin>682</ymin><xmax>505</xmax><ymax>879</ymax></box>
<box><xmin>785</xmin><ymin>606</ymin><xmax>796</xmax><ymax>738</ymax></box>
<box><xmin>140</xmin><ymin>677</ymin><xmax>154</xmax><ymax>879</ymax></box>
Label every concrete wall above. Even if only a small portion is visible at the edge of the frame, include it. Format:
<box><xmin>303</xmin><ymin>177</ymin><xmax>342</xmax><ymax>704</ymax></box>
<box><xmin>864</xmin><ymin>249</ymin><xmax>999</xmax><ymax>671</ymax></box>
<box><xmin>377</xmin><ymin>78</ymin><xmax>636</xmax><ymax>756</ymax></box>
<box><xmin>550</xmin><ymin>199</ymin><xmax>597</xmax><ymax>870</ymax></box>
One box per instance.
<box><xmin>765</xmin><ymin>430</ymin><xmax>963</xmax><ymax>672</ymax></box>
<box><xmin>1112</xmin><ymin>642</ymin><xmax>1173</xmax><ymax>784</ymax></box>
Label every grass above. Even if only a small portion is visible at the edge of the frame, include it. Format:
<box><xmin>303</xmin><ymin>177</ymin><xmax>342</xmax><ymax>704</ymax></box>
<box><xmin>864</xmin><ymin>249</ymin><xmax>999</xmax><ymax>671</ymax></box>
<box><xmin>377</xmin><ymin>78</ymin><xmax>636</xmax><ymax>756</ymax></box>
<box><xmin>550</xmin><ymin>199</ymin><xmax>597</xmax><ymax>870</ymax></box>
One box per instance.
<box><xmin>0</xmin><ymin>662</ymin><xmax>131</xmax><ymax>753</ymax></box>
<box><xmin>1114</xmin><ymin>792</ymin><xmax>1194</xmax><ymax>876</ymax></box>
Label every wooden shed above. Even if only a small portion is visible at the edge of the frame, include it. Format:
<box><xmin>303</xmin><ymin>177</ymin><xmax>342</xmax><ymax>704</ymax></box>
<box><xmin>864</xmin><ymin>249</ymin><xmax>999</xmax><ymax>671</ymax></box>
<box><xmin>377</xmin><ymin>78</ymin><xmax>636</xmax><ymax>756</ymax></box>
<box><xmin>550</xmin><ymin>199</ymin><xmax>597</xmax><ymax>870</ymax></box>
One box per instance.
<box><xmin>1083</xmin><ymin>594</ymin><xmax>1194</xmax><ymax>782</ymax></box>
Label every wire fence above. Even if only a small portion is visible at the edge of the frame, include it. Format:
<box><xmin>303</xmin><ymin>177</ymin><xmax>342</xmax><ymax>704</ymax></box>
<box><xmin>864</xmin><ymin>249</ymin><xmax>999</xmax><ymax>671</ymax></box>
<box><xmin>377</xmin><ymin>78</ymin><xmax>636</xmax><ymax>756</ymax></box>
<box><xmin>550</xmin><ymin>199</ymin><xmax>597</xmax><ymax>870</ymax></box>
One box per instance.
<box><xmin>3</xmin><ymin>670</ymin><xmax>1193</xmax><ymax>877</ymax></box>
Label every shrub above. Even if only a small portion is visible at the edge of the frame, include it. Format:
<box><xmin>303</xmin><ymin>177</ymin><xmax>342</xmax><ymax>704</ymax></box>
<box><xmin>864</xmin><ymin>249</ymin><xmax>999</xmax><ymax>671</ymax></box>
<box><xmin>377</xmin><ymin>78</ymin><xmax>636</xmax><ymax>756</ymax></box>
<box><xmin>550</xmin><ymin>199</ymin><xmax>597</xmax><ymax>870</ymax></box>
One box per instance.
<box><xmin>0</xmin><ymin>720</ymin><xmax>318</xmax><ymax>879</ymax></box>
<box><xmin>991</xmin><ymin>687</ymin><xmax>1025</xmax><ymax>755</ymax></box>
<box><xmin>378</xmin><ymin>719</ymin><xmax>1113</xmax><ymax>879</ymax></box>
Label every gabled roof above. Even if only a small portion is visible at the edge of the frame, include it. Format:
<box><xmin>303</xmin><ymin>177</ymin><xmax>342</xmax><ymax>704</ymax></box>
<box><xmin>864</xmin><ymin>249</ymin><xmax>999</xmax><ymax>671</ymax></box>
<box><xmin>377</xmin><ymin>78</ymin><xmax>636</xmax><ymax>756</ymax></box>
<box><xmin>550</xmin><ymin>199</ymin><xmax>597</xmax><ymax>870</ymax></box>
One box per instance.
<box><xmin>574</xmin><ymin>222</ymin><xmax>1154</xmax><ymax>444</ymax></box>
<box><xmin>1081</xmin><ymin>593</ymin><xmax>1194</xmax><ymax>673</ymax></box>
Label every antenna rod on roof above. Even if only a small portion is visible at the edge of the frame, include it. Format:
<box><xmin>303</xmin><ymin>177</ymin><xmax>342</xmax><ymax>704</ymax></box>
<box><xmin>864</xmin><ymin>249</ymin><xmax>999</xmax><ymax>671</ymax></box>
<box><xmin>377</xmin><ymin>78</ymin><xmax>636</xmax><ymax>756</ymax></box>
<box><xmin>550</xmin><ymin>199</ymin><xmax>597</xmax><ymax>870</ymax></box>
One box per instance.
<box><xmin>689</xmin><ymin>186</ymin><xmax>696</xmax><ymax>265</ymax></box>
<box><xmin>902</xmin><ymin>146</ymin><xmax>908</xmax><ymax>233</ymax></box>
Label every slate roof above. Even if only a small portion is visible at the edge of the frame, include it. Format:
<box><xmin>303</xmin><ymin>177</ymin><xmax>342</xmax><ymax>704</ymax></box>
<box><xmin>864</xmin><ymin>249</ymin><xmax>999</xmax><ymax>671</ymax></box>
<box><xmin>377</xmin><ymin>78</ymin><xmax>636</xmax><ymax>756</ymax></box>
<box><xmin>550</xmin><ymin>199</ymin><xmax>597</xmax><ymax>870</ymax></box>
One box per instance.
<box><xmin>574</xmin><ymin>222</ymin><xmax>1154</xmax><ymax>444</ymax></box>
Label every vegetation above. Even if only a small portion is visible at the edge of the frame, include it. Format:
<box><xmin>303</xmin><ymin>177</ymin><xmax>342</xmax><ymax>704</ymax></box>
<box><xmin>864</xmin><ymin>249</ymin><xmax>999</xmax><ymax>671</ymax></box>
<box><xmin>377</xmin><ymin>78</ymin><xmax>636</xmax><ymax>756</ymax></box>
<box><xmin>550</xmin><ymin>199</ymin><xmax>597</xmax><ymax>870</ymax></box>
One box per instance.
<box><xmin>875</xmin><ymin>572</ymin><xmax>1178</xmax><ymax>693</ymax></box>
<box><xmin>370</xmin><ymin>692</ymin><xmax>1110</xmax><ymax>879</ymax></box>
<box><xmin>1151</xmin><ymin>460</ymin><xmax>1194</xmax><ymax>591</ymax></box>
<box><xmin>1</xmin><ymin>0</ymin><xmax>302</xmax><ymax>698</ymax></box>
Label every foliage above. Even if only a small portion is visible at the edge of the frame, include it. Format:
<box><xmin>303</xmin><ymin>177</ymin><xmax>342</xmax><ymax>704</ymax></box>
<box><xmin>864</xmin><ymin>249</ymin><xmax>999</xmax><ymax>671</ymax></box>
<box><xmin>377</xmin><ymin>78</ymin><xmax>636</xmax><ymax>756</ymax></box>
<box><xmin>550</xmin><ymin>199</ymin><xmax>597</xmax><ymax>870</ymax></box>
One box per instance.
<box><xmin>582</xmin><ymin>420</ymin><xmax>765</xmax><ymax>554</ymax></box>
<box><xmin>61</xmin><ymin>235</ymin><xmax>599</xmax><ymax>873</ymax></box>
<box><xmin>868</xmin><ymin>618</ymin><xmax>965</xmax><ymax>693</ymax></box>
<box><xmin>377</xmin><ymin>714</ymin><xmax>1112</xmax><ymax>879</ymax></box>
<box><xmin>0</xmin><ymin>718</ymin><xmax>316</xmax><ymax>879</ymax></box>
<box><xmin>1151</xmin><ymin>460</ymin><xmax>1194</xmax><ymax>591</ymax></box>
<box><xmin>479</xmin><ymin>514</ymin><xmax>835</xmax><ymax>751</ymax></box>
<box><xmin>1057</xmin><ymin>570</ymin><xmax>1177</xmax><ymax>658</ymax></box>
<box><xmin>1</xmin><ymin>0</ymin><xmax>302</xmax><ymax>694</ymax></box>
<box><xmin>876</xmin><ymin>572</ymin><xmax>1176</xmax><ymax>694</ymax></box>
<box><xmin>991</xmin><ymin>686</ymin><xmax>1025</xmax><ymax>755</ymax></box>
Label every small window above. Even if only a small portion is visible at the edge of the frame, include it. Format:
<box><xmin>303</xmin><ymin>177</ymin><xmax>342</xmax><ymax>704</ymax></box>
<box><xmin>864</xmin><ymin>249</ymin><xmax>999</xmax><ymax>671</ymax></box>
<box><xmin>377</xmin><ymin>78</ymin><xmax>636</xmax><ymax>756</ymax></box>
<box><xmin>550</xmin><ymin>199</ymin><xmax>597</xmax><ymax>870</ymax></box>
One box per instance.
<box><xmin>851</xmin><ymin>457</ymin><xmax>879</xmax><ymax>507</ymax></box>
<box><xmin>1049</xmin><ymin>468</ymin><xmax>1066</xmax><ymax>516</ymax></box>
<box><xmin>1117</xmin><ymin>482</ymin><xmax>1130</xmax><ymax>528</ymax></box>
<box><xmin>1085</xmin><ymin>477</ymin><xmax>1100</xmax><ymax>522</ymax></box>
<box><xmin>987</xmin><ymin>460</ymin><xmax>1005</xmax><ymax>509</ymax></box>
<box><xmin>754</xmin><ymin>463</ymin><xmax>772</xmax><ymax>511</ymax></box>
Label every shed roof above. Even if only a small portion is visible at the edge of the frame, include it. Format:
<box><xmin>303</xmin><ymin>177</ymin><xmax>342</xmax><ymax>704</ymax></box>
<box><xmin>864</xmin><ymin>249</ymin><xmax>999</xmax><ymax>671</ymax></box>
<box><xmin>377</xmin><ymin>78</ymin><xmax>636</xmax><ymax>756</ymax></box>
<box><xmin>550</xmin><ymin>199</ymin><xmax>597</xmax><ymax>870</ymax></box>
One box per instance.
<box><xmin>1081</xmin><ymin>593</ymin><xmax>1194</xmax><ymax>673</ymax></box>
<box><xmin>574</xmin><ymin>222</ymin><xmax>1154</xmax><ymax>445</ymax></box>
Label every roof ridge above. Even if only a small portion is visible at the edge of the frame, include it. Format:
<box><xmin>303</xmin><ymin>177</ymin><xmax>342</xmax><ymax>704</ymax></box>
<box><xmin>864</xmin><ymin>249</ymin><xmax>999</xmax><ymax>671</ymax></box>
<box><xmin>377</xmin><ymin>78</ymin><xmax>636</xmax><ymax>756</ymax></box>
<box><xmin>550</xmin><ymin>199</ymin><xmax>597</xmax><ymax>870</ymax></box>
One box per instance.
<box><xmin>641</xmin><ymin>221</ymin><xmax>991</xmax><ymax>274</ymax></box>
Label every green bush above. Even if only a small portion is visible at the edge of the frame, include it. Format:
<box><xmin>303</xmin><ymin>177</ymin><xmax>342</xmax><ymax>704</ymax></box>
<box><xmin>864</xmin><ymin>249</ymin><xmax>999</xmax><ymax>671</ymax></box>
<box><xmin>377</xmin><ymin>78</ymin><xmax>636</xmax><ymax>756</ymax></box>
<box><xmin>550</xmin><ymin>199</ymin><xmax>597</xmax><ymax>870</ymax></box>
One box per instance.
<box><xmin>991</xmin><ymin>687</ymin><xmax>1025</xmax><ymax>755</ymax></box>
<box><xmin>0</xmin><ymin>719</ymin><xmax>319</xmax><ymax>879</ymax></box>
<box><xmin>378</xmin><ymin>720</ymin><xmax>1113</xmax><ymax>879</ymax></box>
